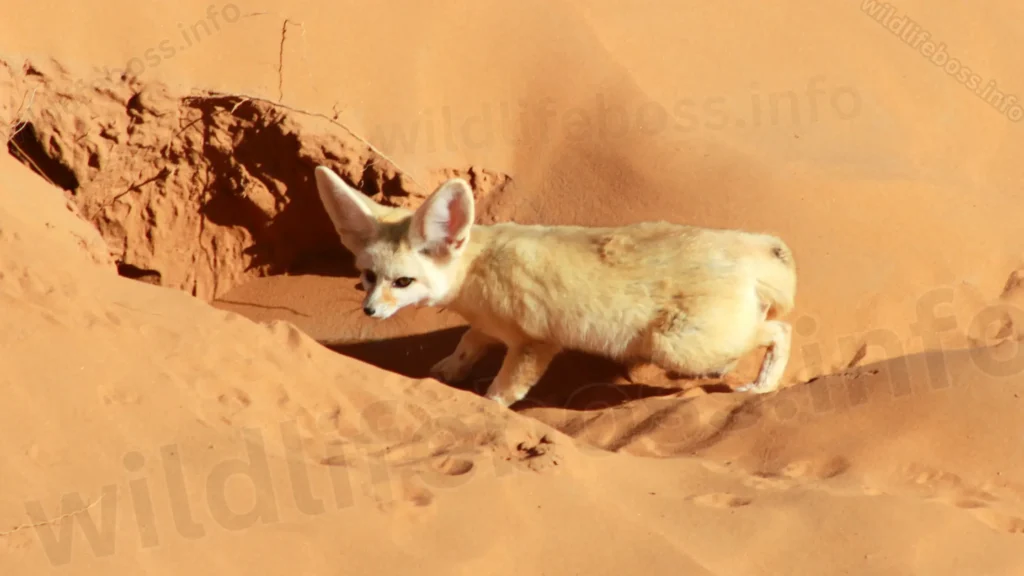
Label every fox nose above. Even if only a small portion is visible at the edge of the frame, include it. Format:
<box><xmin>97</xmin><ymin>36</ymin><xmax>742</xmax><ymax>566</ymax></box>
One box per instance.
<box><xmin>363</xmin><ymin>305</ymin><xmax>375</xmax><ymax>316</ymax></box>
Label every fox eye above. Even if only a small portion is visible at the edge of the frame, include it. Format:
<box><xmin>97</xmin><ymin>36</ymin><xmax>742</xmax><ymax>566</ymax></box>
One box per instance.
<box><xmin>363</xmin><ymin>270</ymin><xmax>377</xmax><ymax>284</ymax></box>
<box><xmin>392</xmin><ymin>277</ymin><xmax>415</xmax><ymax>288</ymax></box>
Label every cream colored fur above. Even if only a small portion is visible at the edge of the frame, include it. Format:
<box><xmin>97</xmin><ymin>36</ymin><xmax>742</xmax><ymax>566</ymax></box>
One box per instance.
<box><xmin>313</xmin><ymin>165</ymin><xmax>797</xmax><ymax>407</ymax></box>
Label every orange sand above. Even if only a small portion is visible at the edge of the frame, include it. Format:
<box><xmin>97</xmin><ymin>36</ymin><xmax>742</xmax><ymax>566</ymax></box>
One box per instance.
<box><xmin>3</xmin><ymin>0</ymin><xmax>1024</xmax><ymax>573</ymax></box>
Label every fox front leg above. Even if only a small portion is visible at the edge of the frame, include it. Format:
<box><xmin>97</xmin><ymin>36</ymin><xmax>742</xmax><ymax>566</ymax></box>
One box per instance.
<box><xmin>429</xmin><ymin>327</ymin><xmax>500</xmax><ymax>383</ymax></box>
<box><xmin>484</xmin><ymin>341</ymin><xmax>560</xmax><ymax>407</ymax></box>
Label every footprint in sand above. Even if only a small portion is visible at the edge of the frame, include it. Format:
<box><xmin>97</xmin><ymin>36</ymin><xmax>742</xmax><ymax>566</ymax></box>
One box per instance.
<box><xmin>217</xmin><ymin>388</ymin><xmax>252</xmax><ymax>410</ymax></box>
<box><xmin>398</xmin><ymin>455</ymin><xmax>479</xmax><ymax>492</ymax></box>
<box><xmin>0</xmin><ymin>525</ymin><xmax>33</xmax><ymax>553</ymax></box>
<box><xmin>950</xmin><ymin>497</ymin><xmax>989</xmax><ymax>510</ymax></box>
<box><xmin>512</xmin><ymin>435</ymin><xmax>563</xmax><ymax>472</ymax></box>
<box><xmin>902</xmin><ymin>464</ymin><xmax>997</xmax><ymax>503</ymax></box>
<box><xmin>401</xmin><ymin>482</ymin><xmax>435</xmax><ymax>508</ymax></box>
<box><xmin>688</xmin><ymin>492</ymin><xmax>752</xmax><ymax>508</ymax></box>
<box><xmin>373</xmin><ymin>478</ymin><xmax>437</xmax><ymax>519</ymax></box>
<box><xmin>777</xmin><ymin>457</ymin><xmax>851</xmax><ymax>480</ymax></box>
<box><xmin>261</xmin><ymin>320</ymin><xmax>313</xmax><ymax>365</ymax></box>
<box><xmin>1001</xmin><ymin>269</ymin><xmax>1024</xmax><ymax>299</ymax></box>
<box><xmin>974</xmin><ymin>509</ymin><xmax>1024</xmax><ymax>534</ymax></box>
<box><xmin>432</xmin><ymin>456</ymin><xmax>475</xmax><ymax>477</ymax></box>
<box><xmin>860</xmin><ymin>485</ymin><xmax>884</xmax><ymax>496</ymax></box>
<box><xmin>741</xmin><ymin>473</ymin><xmax>795</xmax><ymax>491</ymax></box>
<box><xmin>215</xmin><ymin>387</ymin><xmax>252</xmax><ymax>424</ymax></box>
<box><xmin>739</xmin><ymin>457</ymin><xmax>852</xmax><ymax>491</ymax></box>
<box><xmin>896</xmin><ymin>464</ymin><xmax>1024</xmax><ymax>534</ymax></box>
<box><xmin>100</xmin><ymin>386</ymin><xmax>142</xmax><ymax>406</ymax></box>
<box><xmin>320</xmin><ymin>453</ymin><xmax>348</xmax><ymax>467</ymax></box>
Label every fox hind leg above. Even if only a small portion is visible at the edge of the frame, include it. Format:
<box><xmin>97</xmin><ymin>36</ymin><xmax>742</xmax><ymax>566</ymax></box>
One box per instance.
<box><xmin>645</xmin><ymin>305</ymin><xmax>758</xmax><ymax>386</ymax></box>
<box><xmin>484</xmin><ymin>341</ymin><xmax>560</xmax><ymax>407</ymax></box>
<box><xmin>623</xmin><ymin>360</ymin><xmax>654</xmax><ymax>384</ymax></box>
<box><xmin>734</xmin><ymin>320</ymin><xmax>792</xmax><ymax>394</ymax></box>
<box><xmin>430</xmin><ymin>327</ymin><xmax>500</xmax><ymax>383</ymax></box>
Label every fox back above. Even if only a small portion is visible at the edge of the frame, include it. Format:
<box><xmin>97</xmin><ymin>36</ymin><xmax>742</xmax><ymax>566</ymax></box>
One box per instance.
<box><xmin>449</xmin><ymin>221</ymin><xmax>796</xmax><ymax>365</ymax></box>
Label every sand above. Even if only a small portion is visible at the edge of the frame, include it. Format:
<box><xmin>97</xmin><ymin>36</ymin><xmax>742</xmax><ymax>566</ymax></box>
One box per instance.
<box><xmin>3</xmin><ymin>0</ymin><xmax>1024</xmax><ymax>573</ymax></box>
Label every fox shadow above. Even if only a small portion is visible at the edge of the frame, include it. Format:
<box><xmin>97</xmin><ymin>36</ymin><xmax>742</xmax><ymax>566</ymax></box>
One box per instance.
<box><xmin>323</xmin><ymin>326</ymin><xmax>732</xmax><ymax>411</ymax></box>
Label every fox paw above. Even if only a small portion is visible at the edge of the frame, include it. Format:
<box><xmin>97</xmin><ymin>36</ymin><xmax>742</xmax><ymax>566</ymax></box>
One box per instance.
<box><xmin>624</xmin><ymin>363</ymin><xmax>649</xmax><ymax>384</ymax></box>
<box><xmin>734</xmin><ymin>382</ymin><xmax>778</xmax><ymax>394</ymax></box>
<box><xmin>429</xmin><ymin>355</ymin><xmax>470</xmax><ymax>383</ymax></box>
<box><xmin>487</xmin><ymin>394</ymin><xmax>511</xmax><ymax>408</ymax></box>
<box><xmin>484</xmin><ymin>384</ymin><xmax>529</xmax><ymax>408</ymax></box>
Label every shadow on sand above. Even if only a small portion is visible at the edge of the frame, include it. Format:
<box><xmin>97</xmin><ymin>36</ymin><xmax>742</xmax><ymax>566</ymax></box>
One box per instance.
<box><xmin>323</xmin><ymin>326</ymin><xmax>733</xmax><ymax>411</ymax></box>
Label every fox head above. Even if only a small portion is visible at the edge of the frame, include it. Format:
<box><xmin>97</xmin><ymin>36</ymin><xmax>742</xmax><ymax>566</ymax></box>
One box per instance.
<box><xmin>313</xmin><ymin>165</ymin><xmax>475</xmax><ymax>319</ymax></box>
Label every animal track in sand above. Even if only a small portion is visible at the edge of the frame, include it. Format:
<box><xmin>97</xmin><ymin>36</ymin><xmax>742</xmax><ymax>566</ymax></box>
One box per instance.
<box><xmin>901</xmin><ymin>464</ymin><xmax>998</xmax><ymax>504</ymax></box>
<box><xmin>949</xmin><ymin>496</ymin><xmax>989</xmax><ymax>509</ymax></box>
<box><xmin>320</xmin><ymin>453</ymin><xmax>348</xmax><ymax>467</ymax></box>
<box><xmin>741</xmin><ymin>473</ymin><xmax>796</xmax><ymax>491</ymax></box>
<box><xmin>739</xmin><ymin>456</ymin><xmax>852</xmax><ymax>492</ymax></box>
<box><xmin>511</xmin><ymin>434</ymin><xmax>562</xmax><ymax>472</ymax></box>
<box><xmin>484</xmin><ymin>433</ymin><xmax>564</xmax><ymax>474</ymax></box>
<box><xmin>265</xmin><ymin>319</ymin><xmax>309</xmax><ymax>351</ymax></box>
<box><xmin>0</xmin><ymin>525</ymin><xmax>33</xmax><ymax>553</ymax></box>
<box><xmin>277</xmin><ymin>389</ymin><xmax>291</xmax><ymax>408</ymax></box>
<box><xmin>973</xmin><ymin>509</ymin><xmax>1024</xmax><ymax>534</ymax></box>
<box><xmin>372</xmin><ymin>478</ymin><xmax>437</xmax><ymax>520</ymax></box>
<box><xmin>688</xmin><ymin>492</ymin><xmax>753</xmax><ymax>508</ymax></box>
<box><xmin>81</xmin><ymin>305</ymin><xmax>128</xmax><ymax>330</ymax></box>
<box><xmin>214</xmin><ymin>387</ymin><xmax>252</xmax><ymax>424</ymax></box>
<box><xmin>406</xmin><ymin>487</ymin><xmax>435</xmax><ymax>507</ymax></box>
<box><xmin>432</xmin><ymin>456</ymin><xmax>475</xmax><ymax>476</ymax></box>
<box><xmin>1000</xmin><ymin>268</ymin><xmax>1024</xmax><ymax>299</ymax></box>
<box><xmin>892</xmin><ymin>463</ymin><xmax>1024</xmax><ymax>534</ymax></box>
<box><xmin>217</xmin><ymin>387</ymin><xmax>252</xmax><ymax>410</ymax></box>
<box><xmin>776</xmin><ymin>457</ymin><xmax>851</xmax><ymax>480</ymax></box>
<box><xmin>860</xmin><ymin>484</ymin><xmax>885</xmax><ymax>496</ymax></box>
<box><xmin>100</xmin><ymin>387</ymin><xmax>142</xmax><ymax>406</ymax></box>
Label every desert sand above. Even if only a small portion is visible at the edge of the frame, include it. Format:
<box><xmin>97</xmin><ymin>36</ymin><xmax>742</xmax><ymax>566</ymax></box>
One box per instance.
<box><xmin>3</xmin><ymin>0</ymin><xmax>1024</xmax><ymax>573</ymax></box>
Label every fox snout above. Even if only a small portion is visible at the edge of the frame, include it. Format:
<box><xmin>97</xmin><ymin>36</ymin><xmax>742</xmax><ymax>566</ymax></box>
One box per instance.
<box><xmin>361</xmin><ymin>286</ymin><xmax>400</xmax><ymax>319</ymax></box>
<box><xmin>361</xmin><ymin>294</ymin><xmax>388</xmax><ymax>319</ymax></box>
<box><xmin>361</xmin><ymin>299</ymin><xmax>394</xmax><ymax>319</ymax></box>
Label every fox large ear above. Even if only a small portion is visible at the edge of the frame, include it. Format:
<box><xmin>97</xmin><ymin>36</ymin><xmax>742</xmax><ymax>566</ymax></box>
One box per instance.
<box><xmin>409</xmin><ymin>178</ymin><xmax>475</xmax><ymax>257</ymax></box>
<box><xmin>314</xmin><ymin>165</ymin><xmax>380</xmax><ymax>253</ymax></box>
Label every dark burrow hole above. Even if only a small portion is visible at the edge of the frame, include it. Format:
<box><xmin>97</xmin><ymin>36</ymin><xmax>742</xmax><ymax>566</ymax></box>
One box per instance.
<box><xmin>7</xmin><ymin>122</ymin><xmax>81</xmax><ymax>192</ymax></box>
<box><xmin>116</xmin><ymin>262</ymin><xmax>162</xmax><ymax>285</ymax></box>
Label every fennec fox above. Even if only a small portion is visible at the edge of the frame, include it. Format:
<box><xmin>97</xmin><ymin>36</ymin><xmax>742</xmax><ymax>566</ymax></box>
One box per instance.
<box><xmin>313</xmin><ymin>165</ymin><xmax>797</xmax><ymax>407</ymax></box>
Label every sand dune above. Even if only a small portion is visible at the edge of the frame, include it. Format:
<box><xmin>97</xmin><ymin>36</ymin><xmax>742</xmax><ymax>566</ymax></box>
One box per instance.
<box><xmin>3</xmin><ymin>0</ymin><xmax>1024</xmax><ymax>574</ymax></box>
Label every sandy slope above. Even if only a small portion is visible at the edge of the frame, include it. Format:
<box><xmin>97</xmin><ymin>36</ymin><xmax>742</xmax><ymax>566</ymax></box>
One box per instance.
<box><xmin>3</xmin><ymin>152</ymin><xmax>1024</xmax><ymax>574</ymax></box>
<box><xmin>3</xmin><ymin>0</ymin><xmax>1024</xmax><ymax>574</ymax></box>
